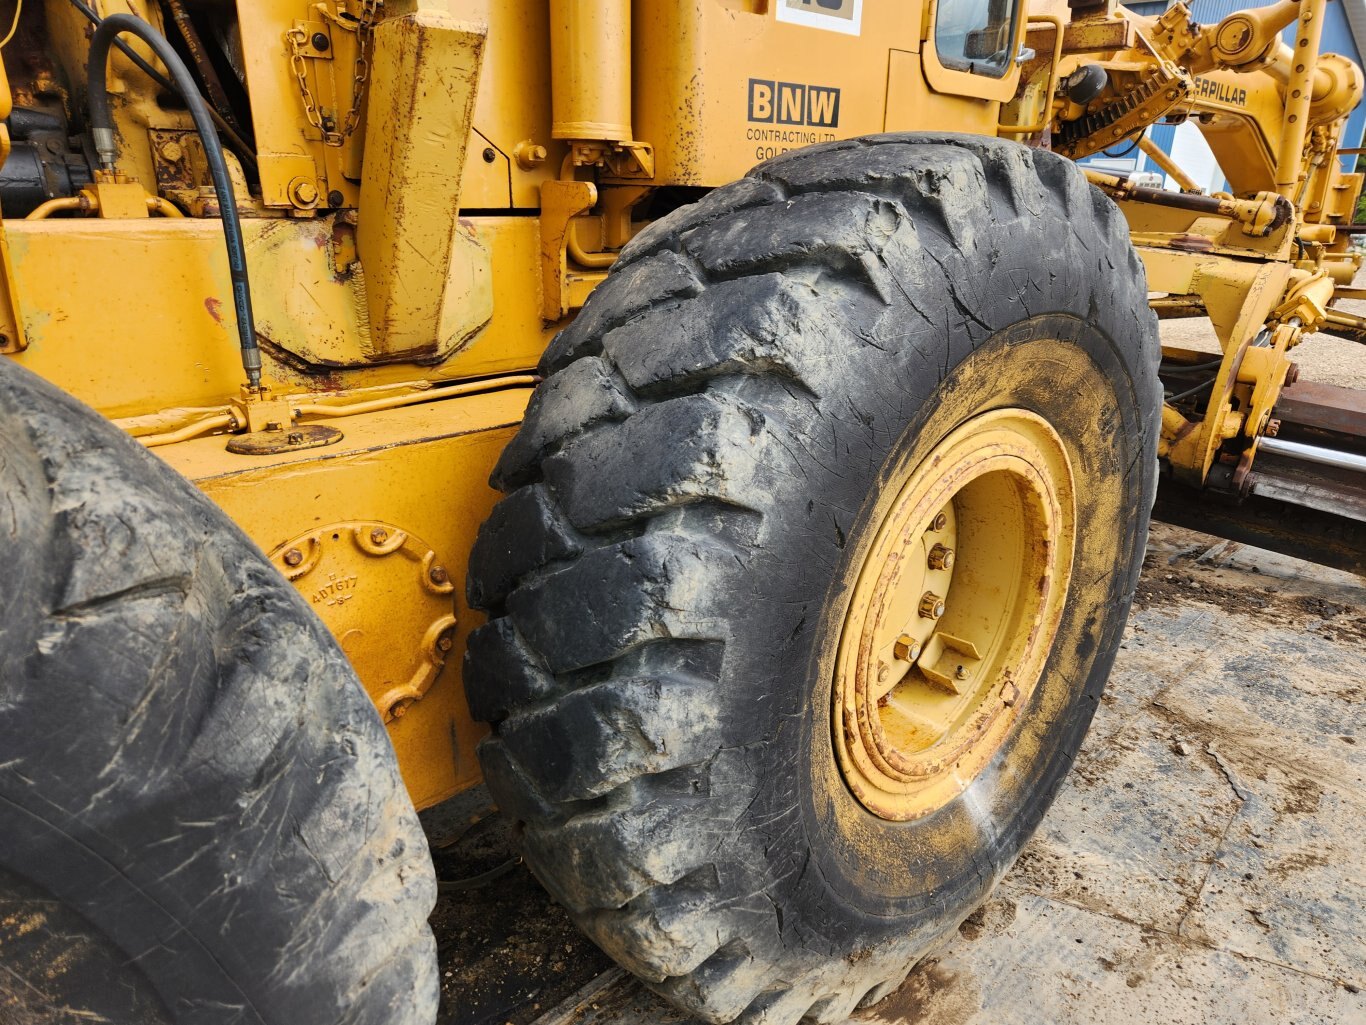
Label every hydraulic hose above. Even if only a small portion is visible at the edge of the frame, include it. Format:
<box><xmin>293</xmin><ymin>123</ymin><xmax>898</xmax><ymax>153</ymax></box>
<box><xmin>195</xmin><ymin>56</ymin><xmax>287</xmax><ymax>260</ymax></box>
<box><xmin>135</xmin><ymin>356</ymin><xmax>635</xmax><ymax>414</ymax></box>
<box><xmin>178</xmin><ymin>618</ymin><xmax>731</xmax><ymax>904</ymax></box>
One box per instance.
<box><xmin>87</xmin><ymin>13</ymin><xmax>261</xmax><ymax>390</ymax></box>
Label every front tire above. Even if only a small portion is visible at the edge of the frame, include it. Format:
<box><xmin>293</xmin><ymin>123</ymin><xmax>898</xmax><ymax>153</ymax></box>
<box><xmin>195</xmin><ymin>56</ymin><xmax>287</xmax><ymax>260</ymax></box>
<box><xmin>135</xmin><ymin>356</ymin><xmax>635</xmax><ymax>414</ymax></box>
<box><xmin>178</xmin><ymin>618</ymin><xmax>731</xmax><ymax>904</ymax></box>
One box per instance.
<box><xmin>465</xmin><ymin>133</ymin><xmax>1160</xmax><ymax>1025</ymax></box>
<box><xmin>0</xmin><ymin>358</ymin><xmax>439</xmax><ymax>1025</ymax></box>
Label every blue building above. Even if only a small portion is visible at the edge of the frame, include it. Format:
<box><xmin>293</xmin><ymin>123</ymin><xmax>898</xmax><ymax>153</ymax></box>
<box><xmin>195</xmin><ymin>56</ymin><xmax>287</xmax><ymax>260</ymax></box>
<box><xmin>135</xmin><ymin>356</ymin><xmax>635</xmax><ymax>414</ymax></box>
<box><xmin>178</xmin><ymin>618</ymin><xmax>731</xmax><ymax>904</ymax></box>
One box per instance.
<box><xmin>1086</xmin><ymin>0</ymin><xmax>1366</xmax><ymax>190</ymax></box>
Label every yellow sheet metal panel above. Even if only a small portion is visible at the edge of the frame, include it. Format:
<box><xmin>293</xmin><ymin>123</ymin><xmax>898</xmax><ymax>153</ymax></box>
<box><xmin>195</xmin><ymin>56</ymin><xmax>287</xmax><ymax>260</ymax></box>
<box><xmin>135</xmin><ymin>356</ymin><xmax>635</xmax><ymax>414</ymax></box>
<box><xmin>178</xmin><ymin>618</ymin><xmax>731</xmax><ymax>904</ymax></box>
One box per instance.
<box><xmin>156</xmin><ymin>387</ymin><xmax>532</xmax><ymax>810</ymax></box>
<box><xmin>357</xmin><ymin>11</ymin><xmax>487</xmax><ymax>359</ymax></box>
<box><xmin>631</xmin><ymin>0</ymin><xmax>925</xmax><ymax>186</ymax></box>
<box><xmin>4</xmin><ymin>215</ymin><xmax>552</xmax><ymax>418</ymax></box>
<box><xmin>886</xmin><ymin>50</ymin><xmax>1002</xmax><ymax>135</ymax></box>
<box><xmin>456</xmin><ymin>0</ymin><xmax>562</xmax><ymax>210</ymax></box>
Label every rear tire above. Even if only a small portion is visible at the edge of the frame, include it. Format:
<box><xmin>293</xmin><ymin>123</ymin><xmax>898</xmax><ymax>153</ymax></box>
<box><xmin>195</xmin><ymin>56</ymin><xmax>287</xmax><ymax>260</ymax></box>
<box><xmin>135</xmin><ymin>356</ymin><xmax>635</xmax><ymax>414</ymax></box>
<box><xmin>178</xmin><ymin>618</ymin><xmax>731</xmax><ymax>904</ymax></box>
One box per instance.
<box><xmin>465</xmin><ymin>133</ymin><xmax>1160</xmax><ymax>1024</ymax></box>
<box><xmin>0</xmin><ymin>358</ymin><xmax>439</xmax><ymax>1025</ymax></box>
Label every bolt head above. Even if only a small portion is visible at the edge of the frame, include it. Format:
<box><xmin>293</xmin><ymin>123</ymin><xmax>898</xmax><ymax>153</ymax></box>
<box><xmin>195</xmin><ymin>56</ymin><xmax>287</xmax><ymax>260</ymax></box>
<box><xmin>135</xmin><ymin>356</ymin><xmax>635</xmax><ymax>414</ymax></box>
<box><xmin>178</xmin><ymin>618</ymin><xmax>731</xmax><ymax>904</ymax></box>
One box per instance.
<box><xmin>311</xmin><ymin>31</ymin><xmax>330</xmax><ymax>51</ymax></box>
<box><xmin>429</xmin><ymin>565</ymin><xmax>449</xmax><ymax>585</ymax></box>
<box><xmin>283</xmin><ymin>548</ymin><xmax>303</xmax><ymax>567</ymax></box>
<box><xmin>918</xmin><ymin>592</ymin><xmax>946</xmax><ymax>620</ymax></box>
<box><xmin>930</xmin><ymin>512</ymin><xmax>948</xmax><ymax>531</ymax></box>
<box><xmin>437</xmin><ymin>633</ymin><xmax>455</xmax><ymax>653</ymax></box>
<box><xmin>370</xmin><ymin>527</ymin><xmax>388</xmax><ymax>544</ymax></box>
<box><xmin>291</xmin><ymin>180</ymin><xmax>319</xmax><ymax>206</ymax></box>
<box><xmin>482</xmin><ymin>147</ymin><xmax>497</xmax><ymax>163</ymax></box>
<box><xmin>955</xmin><ymin>664</ymin><xmax>969</xmax><ymax>680</ymax></box>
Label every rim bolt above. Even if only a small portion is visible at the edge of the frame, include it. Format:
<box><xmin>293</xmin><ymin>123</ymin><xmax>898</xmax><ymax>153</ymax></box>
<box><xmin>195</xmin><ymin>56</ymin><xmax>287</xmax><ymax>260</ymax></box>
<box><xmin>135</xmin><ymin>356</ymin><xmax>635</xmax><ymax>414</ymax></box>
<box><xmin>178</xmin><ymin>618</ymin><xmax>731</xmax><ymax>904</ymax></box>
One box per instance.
<box><xmin>928</xmin><ymin>543</ymin><xmax>955</xmax><ymax>570</ymax></box>
<box><xmin>930</xmin><ymin>512</ymin><xmax>948</xmax><ymax>531</ymax></box>
<box><xmin>893</xmin><ymin>634</ymin><xmax>922</xmax><ymax>662</ymax></box>
<box><xmin>370</xmin><ymin>527</ymin><xmax>388</xmax><ymax>545</ymax></box>
<box><xmin>955</xmin><ymin>664</ymin><xmax>969</xmax><ymax>681</ymax></box>
<box><xmin>282</xmin><ymin>548</ymin><xmax>303</xmax><ymax>567</ymax></box>
<box><xmin>429</xmin><ymin>565</ymin><xmax>449</xmax><ymax>585</ymax></box>
<box><xmin>918</xmin><ymin>592</ymin><xmax>946</xmax><ymax>620</ymax></box>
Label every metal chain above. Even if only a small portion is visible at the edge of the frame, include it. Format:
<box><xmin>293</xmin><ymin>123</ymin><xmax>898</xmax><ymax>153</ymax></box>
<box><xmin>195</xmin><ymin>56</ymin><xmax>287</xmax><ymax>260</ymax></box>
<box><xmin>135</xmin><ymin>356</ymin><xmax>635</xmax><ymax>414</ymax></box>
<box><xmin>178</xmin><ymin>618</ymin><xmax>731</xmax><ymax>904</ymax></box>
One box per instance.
<box><xmin>286</xmin><ymin>0</ymin><xmax>382</xmax><ymax>148</ymax></box>
<box><xmin>341</xmin><ymin>0</ymin><xmax>381</xmax><ymax>140</ymax></box>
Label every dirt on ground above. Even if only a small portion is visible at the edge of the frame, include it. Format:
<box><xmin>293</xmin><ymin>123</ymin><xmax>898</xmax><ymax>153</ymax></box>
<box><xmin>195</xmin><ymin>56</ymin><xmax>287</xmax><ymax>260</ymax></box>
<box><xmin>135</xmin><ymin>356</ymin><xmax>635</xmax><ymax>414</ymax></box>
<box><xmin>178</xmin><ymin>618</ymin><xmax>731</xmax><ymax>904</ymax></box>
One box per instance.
<box><xmin>424</xmin><ymin>797</ymin><xmax>612</xmax><ymax>1025</ymax></box>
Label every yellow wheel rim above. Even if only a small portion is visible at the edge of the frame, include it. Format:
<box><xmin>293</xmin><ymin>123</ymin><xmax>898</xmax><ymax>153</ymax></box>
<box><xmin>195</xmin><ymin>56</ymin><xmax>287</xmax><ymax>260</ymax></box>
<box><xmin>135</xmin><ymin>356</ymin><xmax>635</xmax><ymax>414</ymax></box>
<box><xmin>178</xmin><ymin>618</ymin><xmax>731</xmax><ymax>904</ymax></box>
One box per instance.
<box><xmin>832</xmin><ymin>409</ymin><xmax>1077</xmax><ymax>821</ymax></box>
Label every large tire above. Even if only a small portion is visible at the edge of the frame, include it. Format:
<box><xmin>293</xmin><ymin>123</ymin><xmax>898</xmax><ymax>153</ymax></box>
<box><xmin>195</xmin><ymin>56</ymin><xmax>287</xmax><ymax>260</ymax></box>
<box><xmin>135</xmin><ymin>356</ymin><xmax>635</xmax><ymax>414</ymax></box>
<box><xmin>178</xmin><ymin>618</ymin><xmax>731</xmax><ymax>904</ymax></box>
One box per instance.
<box><xmin>0</xmin><ymin>358</ymin><xmax>438</xmax><ymax>1025</ymax></box>
<box><xmin>465</xmin><ymin>133</ymin><xmax>1160</xmax><ymax>1025</ymax></box>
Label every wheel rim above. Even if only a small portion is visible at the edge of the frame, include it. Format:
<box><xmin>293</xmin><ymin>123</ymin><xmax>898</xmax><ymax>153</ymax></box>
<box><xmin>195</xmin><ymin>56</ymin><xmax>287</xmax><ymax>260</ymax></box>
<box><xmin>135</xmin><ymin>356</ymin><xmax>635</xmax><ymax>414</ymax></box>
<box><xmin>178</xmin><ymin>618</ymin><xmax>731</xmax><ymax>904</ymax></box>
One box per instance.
<box><xmin>833</xmin><ymin>409</ymin><xmax>1077</xmax><ymax>821</ymax></box>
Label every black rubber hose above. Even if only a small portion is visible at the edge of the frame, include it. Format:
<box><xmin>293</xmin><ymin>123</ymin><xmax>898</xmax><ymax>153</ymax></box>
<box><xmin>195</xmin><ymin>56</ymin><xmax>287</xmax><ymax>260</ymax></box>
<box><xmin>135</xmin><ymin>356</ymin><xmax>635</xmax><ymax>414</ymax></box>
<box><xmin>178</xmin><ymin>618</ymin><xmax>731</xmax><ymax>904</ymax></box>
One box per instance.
<box><xmin>64</xmin><ymin>0</ymin><xmax>256</xmax><ymax>172</ymax></box>
<box><xmin>1166</xmin><ymin>376</ymin><xmax>1218</xmax><ymax>403</ymax></box>
<box><xmin>87</xmin><ymin>12</ymin><xmax>261</xmax><ymax>390</ymax></box>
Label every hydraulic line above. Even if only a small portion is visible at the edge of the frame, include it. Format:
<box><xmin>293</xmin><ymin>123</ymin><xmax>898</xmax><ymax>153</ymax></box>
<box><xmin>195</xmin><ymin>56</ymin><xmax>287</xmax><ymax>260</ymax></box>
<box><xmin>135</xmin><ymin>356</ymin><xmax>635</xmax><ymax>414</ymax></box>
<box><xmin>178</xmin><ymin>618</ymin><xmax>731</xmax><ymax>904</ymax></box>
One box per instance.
<box><xmin>87</xmin><ymin>12</ymin><xmax>261</xmax><ymax>390</ymax></box>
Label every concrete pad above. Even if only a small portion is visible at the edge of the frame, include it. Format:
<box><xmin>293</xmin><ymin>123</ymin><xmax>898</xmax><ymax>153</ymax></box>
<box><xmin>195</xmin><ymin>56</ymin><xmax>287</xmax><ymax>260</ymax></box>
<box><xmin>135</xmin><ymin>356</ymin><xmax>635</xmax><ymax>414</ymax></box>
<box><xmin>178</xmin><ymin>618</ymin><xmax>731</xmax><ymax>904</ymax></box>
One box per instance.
<box><xmin>1182</xmin><ymin>761</ymin><xmax>1366</xmax><ymax>990</ymax></box>
<box><xmin>1006</xmin><ymin>719</ymin><xmax>1243</xmax><ymax>933</ymax></box>
<box><xmin>856</xmin><ymin>891</ymin><xmax>1362</xmax><ymax>1025</ymax></box>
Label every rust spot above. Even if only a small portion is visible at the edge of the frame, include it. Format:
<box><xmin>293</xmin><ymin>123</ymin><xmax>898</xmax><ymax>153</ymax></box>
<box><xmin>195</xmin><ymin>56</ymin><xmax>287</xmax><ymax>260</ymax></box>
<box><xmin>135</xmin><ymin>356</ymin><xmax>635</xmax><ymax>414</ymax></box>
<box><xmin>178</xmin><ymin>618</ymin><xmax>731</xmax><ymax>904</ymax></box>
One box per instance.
<box><xmin>1172</xmin><ymin>418</ymin><xmax>1199</xmax><ymax>442</ymax></box>
<box><xmin>204</xmin><ymin>297</ymin><xmax>224</xmax><ymax>324</ymax></box>
<box><xmin>1169</xmin><ymin>234</ymin><xmax>1214</xmax><ymax>253</ymax></box>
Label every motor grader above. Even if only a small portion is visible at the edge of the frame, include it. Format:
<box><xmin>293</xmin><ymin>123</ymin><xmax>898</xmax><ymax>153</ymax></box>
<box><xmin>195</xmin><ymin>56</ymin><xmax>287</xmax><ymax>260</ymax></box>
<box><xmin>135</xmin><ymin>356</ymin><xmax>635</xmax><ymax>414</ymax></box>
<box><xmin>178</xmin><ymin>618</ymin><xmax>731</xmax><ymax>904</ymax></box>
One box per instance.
<box><xmin>1</xmin><ymin>0</ymin><xmax>1362</xmax><ymax>1021</ymax></box>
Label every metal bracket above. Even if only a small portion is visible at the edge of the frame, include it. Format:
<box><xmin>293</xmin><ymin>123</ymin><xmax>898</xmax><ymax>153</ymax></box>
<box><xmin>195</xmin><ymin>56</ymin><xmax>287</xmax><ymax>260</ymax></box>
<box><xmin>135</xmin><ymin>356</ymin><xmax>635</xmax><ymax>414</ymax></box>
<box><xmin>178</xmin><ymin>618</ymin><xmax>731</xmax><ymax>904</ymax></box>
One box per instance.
<box><xmin>540</xmin><ymin>178</ymin><xmax>608</xmax><ymax>321</ymax></box>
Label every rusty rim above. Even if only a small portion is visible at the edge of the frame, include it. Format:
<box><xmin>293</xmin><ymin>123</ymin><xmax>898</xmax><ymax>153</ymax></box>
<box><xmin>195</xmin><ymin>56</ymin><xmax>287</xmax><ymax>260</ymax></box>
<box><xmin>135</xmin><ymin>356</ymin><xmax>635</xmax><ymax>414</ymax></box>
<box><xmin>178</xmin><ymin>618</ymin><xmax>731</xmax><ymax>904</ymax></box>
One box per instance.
<box><xmin>832</xmin><ymin>409</ymin><xmax>1076</xmax><ymax>821</ymax></box>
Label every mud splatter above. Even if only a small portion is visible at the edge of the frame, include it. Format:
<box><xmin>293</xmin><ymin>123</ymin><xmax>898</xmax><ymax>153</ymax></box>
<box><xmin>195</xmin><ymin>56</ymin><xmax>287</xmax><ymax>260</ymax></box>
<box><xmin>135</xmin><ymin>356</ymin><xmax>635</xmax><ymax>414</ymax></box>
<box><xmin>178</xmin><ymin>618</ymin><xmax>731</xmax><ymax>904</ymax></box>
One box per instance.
<box><xmin>857</xmin><ymin>959</ymin><xmax>981</xmax><ymax>1025</ymax></box>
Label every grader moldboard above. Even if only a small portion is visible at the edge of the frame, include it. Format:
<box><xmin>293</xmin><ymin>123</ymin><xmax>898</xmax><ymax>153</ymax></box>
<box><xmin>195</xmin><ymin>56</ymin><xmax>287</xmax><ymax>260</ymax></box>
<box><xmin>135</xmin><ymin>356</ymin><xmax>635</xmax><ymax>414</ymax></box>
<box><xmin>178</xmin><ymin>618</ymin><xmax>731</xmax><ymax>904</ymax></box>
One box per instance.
<box><xmin>0</xmin><ymin>0</ymin><xmax>1362</xmax><ymax>1021</ymax></box>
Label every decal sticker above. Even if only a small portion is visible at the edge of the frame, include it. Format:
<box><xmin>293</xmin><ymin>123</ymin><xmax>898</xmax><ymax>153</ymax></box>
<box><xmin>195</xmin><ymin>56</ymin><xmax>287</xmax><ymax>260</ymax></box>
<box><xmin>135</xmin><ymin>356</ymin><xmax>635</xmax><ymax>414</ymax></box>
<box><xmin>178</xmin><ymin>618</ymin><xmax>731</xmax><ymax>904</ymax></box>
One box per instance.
<box><xmin>746</xmin><ymin>78</ymin><xmax>840</xmax><ymax>159</ymax></box>
<box><xmin>1193</xmin><ymin>76</ymin><xmax>1247</xmax><ymax>107</ymax></box>
<box><xmin>775</xmin><ymin>0</ymin><xmax>863</xmax><ymax>36</ymax></box>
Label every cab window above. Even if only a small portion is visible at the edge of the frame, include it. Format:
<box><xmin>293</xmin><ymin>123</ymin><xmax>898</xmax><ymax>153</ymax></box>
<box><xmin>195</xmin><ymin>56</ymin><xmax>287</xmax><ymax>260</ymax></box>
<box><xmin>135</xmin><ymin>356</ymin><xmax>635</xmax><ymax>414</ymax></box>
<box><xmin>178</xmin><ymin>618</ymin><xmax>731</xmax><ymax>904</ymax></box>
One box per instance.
<box><xmin>935</xmin><ymin>0</ymin><xmax>1019</xmax><ymax>78</ymax></box>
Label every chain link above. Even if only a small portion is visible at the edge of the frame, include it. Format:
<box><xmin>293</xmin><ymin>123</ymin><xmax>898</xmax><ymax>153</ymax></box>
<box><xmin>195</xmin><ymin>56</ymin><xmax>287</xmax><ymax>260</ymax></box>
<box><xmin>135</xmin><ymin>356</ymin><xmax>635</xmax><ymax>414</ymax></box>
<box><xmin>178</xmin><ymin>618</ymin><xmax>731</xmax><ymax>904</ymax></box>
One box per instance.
<box><xmin>287</xmin><ymin>0</ymin><xmax>382</xmax><ymax>148</ymax></box>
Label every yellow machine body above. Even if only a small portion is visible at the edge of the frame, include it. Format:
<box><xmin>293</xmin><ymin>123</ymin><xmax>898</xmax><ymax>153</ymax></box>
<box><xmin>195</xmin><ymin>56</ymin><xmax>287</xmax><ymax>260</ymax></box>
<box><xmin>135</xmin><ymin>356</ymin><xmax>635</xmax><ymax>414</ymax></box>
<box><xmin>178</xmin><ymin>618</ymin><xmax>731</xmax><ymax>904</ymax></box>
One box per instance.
<box><xmin>0</xmin><ymin>0</ymin><xmax>1360</xmax><ymax>808</ymax></box>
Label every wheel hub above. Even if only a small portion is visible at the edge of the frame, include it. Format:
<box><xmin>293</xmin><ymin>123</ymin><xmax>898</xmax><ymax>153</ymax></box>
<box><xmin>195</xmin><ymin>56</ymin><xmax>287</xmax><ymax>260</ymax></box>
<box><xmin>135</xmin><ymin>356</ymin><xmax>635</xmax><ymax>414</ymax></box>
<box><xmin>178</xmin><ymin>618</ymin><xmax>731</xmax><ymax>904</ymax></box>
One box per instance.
<box><xmin>833</xmin><ymin>409</ymin><xmax>1077</xmax><ymax>821</ymax></box>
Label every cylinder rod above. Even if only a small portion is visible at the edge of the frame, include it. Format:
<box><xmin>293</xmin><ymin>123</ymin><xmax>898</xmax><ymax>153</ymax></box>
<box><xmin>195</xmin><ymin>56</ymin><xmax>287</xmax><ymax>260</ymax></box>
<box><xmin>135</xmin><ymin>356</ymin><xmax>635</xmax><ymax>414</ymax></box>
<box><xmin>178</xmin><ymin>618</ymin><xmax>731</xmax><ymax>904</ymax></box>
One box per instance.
<box><xmin>1259</xmin><ymin>436</ymin><xmax>1366</xmax><ymax>472</ymax></box>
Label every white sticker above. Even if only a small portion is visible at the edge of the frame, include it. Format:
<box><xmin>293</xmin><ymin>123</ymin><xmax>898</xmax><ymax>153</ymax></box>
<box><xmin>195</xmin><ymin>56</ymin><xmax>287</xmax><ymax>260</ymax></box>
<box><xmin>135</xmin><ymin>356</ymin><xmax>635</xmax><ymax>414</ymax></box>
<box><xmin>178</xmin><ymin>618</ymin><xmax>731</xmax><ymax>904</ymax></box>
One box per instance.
<box><xmin>775</xmin><ymin>0</ymin><xmax>863</xmax><ymax>36</ymax></box>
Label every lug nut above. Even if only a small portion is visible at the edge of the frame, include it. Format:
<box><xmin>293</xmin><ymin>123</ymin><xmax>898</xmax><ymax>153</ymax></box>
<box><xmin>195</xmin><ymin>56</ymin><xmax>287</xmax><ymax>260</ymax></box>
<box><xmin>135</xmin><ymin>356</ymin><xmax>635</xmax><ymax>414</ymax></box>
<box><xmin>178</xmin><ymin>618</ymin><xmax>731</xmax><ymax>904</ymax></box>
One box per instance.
<box><xmin>918</xmin><ymin>592</ymin><xmax>946</xmax><ymax>620</ymax></box>
<box><xmin>283</xmin><ymin>548</ymin><xmax>303</xmax><ymax>567</ymax></box>
<box><xmin>370</xmin><ymin>527</ymin><xmax>389</xmax><ymax>545</ymax></box>
<box><xmin>930</xmin><ymin>512</ymin><xmax>948</xmax><ymax>531</ymax></box>
<box><xmin>893</xmin><ymin>634</ymin><xmax>921</xmax><ymax>662</ymax></box>
<box><xmin>928</xmin><ymin>543</ymin><xmax>955</xmax><ymax>570</ymax></box>
<box><xmin>429</xmin><ymin>565</ymin><xmax>449</xmax><ymax>585</ymax></box>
